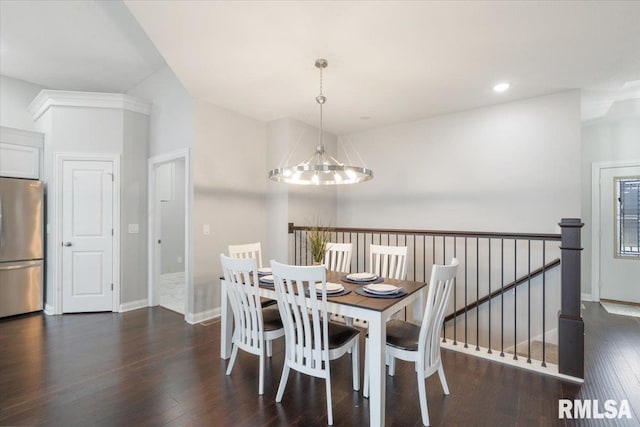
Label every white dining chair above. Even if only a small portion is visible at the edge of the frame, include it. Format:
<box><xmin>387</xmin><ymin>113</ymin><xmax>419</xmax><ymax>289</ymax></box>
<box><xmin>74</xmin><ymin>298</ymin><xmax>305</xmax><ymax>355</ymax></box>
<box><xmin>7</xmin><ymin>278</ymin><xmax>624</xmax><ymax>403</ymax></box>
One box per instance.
<box><xmin>220</xmin><ymin>254</ymin><xmax>285</xmax><ymax>395</ymax></box>
<box><xmin>369</xmin><ymin>244</ymin><xmax>408</xmax><ymax>280</ymax></box>
<box><xmin>363</xmin><ymin>258</ymin><xmax>459</xmax><ymax>426</ymax></box>
<box><xmin>229</xmin><ymin>242</ymin><xmax>276</xmax><ymax>309</ymax></box>
<box><xmin>228</xmin><ymin>242</ymin><xmax>263</xmax><ymax>268</ymax></box>
<box><xmin>323</xmin><ymin>242</ymin><xmax>353</xmax><ymax>273</ymax></box>
<box><xmin>271</xmin><ymin>261</ymin><xmax>360</xmax><ymax>426</ymax></box>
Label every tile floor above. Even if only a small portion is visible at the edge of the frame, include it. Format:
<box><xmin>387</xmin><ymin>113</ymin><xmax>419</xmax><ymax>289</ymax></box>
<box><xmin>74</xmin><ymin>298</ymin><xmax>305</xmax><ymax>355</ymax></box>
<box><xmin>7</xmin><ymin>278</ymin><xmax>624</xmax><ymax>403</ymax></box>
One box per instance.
<box><xmin>159</xmin><ymin>272</ymin><xmax>185</xmax><ymax>314</ymax></box>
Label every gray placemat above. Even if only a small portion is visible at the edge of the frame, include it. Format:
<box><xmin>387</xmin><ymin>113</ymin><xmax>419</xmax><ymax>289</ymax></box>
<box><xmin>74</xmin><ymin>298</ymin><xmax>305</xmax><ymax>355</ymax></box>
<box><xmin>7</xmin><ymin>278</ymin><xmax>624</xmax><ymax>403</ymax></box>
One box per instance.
<box><xmin>340</xmin><ymin>275</ymin><xmax>384</xmax><ymax>285</ymax></box>
<box><xmin>353</xmin><ymin>286</ymin><xmax>407</xmax><ymax>299</ymax></box>
<box><xmin>305</xmin><ymin>288</ymin><xmax>352</xmax><ymax>298</ymax></box>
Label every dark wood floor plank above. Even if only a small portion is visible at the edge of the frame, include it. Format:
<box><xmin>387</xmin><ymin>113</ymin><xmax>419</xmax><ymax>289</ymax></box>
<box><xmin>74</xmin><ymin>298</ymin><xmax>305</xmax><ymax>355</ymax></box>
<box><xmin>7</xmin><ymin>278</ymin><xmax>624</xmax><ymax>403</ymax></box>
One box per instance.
<box><xmin>1</xmin><ymin>302</ymin><xmax>639</xmax><ymax>426</ymax></box>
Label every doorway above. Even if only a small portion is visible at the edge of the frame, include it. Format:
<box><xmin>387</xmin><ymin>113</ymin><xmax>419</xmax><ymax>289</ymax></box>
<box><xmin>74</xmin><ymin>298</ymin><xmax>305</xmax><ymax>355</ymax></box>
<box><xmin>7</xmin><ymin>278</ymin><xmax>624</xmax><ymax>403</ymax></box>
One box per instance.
<box><xmin>592</xmin><ymin>161</ymin><xmax>640</xmax><ymax>304</ymax></box>
<box><xmin>148</xmin><ymin>150</ymin><xmax>190</xmax><ymax>317</ymax></box>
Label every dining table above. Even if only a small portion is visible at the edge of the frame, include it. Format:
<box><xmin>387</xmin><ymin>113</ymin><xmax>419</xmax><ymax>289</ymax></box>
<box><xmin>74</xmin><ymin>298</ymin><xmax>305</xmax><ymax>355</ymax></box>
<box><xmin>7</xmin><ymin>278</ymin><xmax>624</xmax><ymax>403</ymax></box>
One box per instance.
<box><xmin>219</xmin><ymin>270</ymin><xmax>429</xmax><ymax>427</ymax></box>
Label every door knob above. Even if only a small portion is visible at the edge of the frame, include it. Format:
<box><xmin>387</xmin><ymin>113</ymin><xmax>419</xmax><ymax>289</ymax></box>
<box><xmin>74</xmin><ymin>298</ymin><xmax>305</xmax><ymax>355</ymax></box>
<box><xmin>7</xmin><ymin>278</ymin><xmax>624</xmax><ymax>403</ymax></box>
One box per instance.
<box><xmin>62</xmin><ymin>242</ymin><xmax>73</xmax><ymax>247</ymax></box>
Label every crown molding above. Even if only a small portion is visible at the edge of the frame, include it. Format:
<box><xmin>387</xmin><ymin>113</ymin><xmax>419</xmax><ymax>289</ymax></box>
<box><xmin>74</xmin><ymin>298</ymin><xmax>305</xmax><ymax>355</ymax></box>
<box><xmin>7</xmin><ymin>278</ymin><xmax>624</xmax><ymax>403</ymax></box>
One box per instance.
<box><xmin>29</xmin><ymin>90</ymin><xmax>151</xmax><ymax>120</ymax></box>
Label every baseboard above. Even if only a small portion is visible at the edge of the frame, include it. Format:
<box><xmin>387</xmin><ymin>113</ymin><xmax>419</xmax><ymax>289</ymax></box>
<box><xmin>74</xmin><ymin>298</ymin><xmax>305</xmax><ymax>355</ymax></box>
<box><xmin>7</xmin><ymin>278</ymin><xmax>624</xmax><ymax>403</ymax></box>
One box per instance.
<box><xmin>120</xmin><ymin>299</ymin><xmax>148</xmax><ymax>313</ymax></box>
<box><xmin>44</xmin><ymin>303</ymin><xmax>55</xmax><ymax>315</ymax></box>
<box><xmin>186</xmin><ymin>307</ymin><xmax>221</xmax><ymax>325</ymax></box>
<box><xmin>581</xmin><ymin>292</ymin><xmax>593</xmax><ymax>302</ymax></box>
<box><xmin>441</xmin><ymin>341</ymin><xmax>583</xmax><ymax>384</ymax></box>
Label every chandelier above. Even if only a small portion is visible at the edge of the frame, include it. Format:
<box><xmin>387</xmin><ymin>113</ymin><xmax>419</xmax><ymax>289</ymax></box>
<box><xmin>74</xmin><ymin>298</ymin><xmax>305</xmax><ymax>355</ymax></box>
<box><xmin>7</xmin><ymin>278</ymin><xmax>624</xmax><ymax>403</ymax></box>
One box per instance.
<box><xmin>268</xmin><ymin>59</ymin><xmax>373</xmax><ymax>185</ymax></box>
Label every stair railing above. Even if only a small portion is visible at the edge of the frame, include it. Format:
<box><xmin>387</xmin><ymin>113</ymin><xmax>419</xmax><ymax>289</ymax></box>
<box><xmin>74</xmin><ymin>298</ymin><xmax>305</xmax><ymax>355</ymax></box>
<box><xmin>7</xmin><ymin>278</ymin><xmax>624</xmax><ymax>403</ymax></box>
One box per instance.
<box><xmin>288</xmin><ymin>219</ymin><xmax>584</xmax><ymax>380</ymax></box>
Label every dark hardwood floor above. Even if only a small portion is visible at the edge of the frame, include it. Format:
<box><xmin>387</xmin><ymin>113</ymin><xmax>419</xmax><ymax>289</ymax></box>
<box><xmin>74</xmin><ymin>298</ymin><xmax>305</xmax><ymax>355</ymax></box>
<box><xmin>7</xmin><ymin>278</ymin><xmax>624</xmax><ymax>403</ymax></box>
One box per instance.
<box><xmin>1</xmin><ymin>302</ymin><xmax>638</xmax><ymax>426</ymax></box>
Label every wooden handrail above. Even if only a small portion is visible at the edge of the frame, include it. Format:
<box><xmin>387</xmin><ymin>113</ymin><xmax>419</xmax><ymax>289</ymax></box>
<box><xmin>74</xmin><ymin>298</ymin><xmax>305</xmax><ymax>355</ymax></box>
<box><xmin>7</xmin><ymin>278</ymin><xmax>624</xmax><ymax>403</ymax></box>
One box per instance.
<box><xmin>288</xmin><ymin>222</ymin><xmax>561</xmax><ymax>241</ymax></box>
<box><xmin>444</xmin><ymin>258</ymin><xmax>561</xmax><ymax>322</ymax></box>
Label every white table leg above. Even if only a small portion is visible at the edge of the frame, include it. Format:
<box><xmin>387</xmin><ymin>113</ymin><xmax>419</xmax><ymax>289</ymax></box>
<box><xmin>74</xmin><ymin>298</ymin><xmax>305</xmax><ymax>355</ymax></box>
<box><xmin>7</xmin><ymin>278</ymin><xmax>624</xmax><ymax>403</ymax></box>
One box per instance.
<box><xmin>220</xmin><ymin>279</ymin><xmax>233</xmax><ymax>359</ymax></box>
<box><xmin>368</xmin><ymin>313</ymin><xmax>386</xmax><ymax>427</ymax></box>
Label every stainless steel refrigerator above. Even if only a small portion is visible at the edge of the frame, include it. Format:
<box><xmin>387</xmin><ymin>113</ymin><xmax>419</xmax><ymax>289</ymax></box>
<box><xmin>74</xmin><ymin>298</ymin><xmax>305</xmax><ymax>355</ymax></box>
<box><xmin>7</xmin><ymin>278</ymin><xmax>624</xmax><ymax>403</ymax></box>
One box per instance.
<box><xmin>0</xmin><ymin>177</ymin><xmax>44</xmax><ymax>317</ymax></box>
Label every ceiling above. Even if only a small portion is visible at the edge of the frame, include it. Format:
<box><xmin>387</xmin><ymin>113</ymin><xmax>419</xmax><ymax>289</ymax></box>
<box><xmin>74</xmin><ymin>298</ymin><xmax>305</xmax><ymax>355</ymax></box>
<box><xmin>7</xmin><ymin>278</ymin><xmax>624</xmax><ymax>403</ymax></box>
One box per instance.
<box><xmin>2</xmin><ymin>1</ymin><xmax>640</xmax><ymax>134</ymax></box>
<box><xmin>0</xmin><ymin>0</ymin><xmax>165</xmax><ymax>92</ymax></box>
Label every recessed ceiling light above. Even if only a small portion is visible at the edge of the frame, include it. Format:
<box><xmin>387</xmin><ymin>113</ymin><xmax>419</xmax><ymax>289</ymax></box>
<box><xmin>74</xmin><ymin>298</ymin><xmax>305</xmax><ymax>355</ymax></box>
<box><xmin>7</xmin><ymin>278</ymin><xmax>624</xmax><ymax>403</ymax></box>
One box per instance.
<box><xmin>493</xmin><ymin>82</ymin><xmax>511</xmax><ymax>93</ymax></box>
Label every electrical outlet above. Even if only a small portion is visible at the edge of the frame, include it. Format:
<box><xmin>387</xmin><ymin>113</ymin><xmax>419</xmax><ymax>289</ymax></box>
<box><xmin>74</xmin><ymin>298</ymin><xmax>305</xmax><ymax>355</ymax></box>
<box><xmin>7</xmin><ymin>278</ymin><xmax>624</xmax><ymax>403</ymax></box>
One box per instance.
<box><xmin>128</xmin><ymin>224</ymin><xmax>139</xmax><ymax>234</ymax></box>
<box><xmin>177</xmin><ymin>256</ymin><xmax>183</xmax><ymax>264</ymax></box>
<box><xmin>204</xmin><ymin>224</ymin><xmax>211</xmax><ymax>235</ymax></box>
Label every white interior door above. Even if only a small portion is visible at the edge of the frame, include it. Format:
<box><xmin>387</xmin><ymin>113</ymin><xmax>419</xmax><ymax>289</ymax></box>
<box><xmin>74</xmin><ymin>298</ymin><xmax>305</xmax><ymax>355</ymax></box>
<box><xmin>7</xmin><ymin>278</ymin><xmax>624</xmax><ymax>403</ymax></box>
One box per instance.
<box><xmin>599</xmin><ymin>165</ymin><xmax>640</xmax><ymax>303</ymax></box>
<box><xmin>62</xmin><ymin>160</ymin><xmax>114</xmax><ymax>312</ymax></box>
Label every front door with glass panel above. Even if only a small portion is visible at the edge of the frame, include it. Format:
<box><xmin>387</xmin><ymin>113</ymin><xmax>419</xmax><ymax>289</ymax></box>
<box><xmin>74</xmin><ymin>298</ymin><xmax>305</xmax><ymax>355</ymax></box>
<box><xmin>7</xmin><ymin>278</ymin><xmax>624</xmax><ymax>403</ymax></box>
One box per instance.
<box><xmin>599</xmin><ymin>166</ymin><xmax>640</xmax><ymax>303</ymax></box>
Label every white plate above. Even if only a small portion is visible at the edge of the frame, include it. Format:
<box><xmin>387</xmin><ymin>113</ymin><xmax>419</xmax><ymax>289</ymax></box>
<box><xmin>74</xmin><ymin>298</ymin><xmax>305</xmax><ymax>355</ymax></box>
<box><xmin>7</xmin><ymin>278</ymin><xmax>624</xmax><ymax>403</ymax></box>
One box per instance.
<box><xmin>260</xmin><ymin>274</ymin><xmax>274</xmax><ymax>283</ymax></box>
<box><xmin>315</xmin><ymin>282</ymin><xmax>344</xmax><ymax>294</ymax></box>
<box><xmin>346</xmin><ymin>272</ymin><xmax>378</xmax><ymax>281</ymax></box>
<box><xmin>258</xmin><ymin>267</ymin><xmax>272</xmax><ymax>275</ymax></box>
<box><xmin>364</xmin><ymin>284</ymin><xmax>399</xmax><ymax>295</ymax></box>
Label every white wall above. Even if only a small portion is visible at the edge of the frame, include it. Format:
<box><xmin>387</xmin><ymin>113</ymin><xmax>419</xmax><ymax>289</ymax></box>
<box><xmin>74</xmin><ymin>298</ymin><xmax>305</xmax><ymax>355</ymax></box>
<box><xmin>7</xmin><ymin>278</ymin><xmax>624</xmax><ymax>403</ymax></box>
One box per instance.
<box><xmin>192</xmin><ymin>99</ymin><xmax>267</xmax><ymax>315</ymax></box>
<box><xmin>338</xmin><ymin>91</ymin><xmax>582</xmax><ymax>234</ymax></box>
<box><xmin>0</xmin><ymin>75</ymin><xmax>45</xmax><ymax>131</ymax></box>
<box><xmin>581</xmin><ymin>97</ymin><xmax>640</xmax><ymax>295</ymax></box>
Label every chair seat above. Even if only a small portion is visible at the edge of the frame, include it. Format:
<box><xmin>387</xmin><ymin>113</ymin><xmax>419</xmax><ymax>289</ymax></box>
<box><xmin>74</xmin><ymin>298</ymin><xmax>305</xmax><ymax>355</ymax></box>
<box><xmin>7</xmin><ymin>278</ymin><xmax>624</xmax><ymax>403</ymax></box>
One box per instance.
<box><xmin>385</xmin><ymin>319</ymin><xmax>420</xmax><ymax>351</ymax></box>
<box><xmin>261</xmin><ymin>298</ymin><xmax>277</xmax><ymax>308</ymax></box>
<box><xmin>327</xmin><ymin>321</ymin><xmax>360</xmax><ymax>350</ymax></box>
<box><xmin>262</xmin><ymin>308</ymin><xmax>284</xmax><ymax>331</ymax></box>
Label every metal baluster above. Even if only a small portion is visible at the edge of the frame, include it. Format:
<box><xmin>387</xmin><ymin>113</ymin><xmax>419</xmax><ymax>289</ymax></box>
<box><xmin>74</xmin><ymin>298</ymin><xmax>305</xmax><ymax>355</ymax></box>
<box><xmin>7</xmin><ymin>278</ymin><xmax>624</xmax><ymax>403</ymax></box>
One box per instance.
<box><xmin>356</xmin><ymin>232</ymin><xmax>359</xmax><ymax>272</ymax></box>
<box><xmin>488</xmin><ymin>238</ymin><xmax>492</xmax><ymax>354</ymax></box>
<box><xmin>423</xmin><ymin>235</ymin><xmax>426</xmax><ymax>282</ymax></box>
<box><xmin>542</xmin><ymin>240</ymin><xmax>547</xmax><ymax>367</ymax></box>
<box><xmin>453</xmin><ymin>236</ymin><xmax>457</xmax><ymax>345</ymax></box>
<box><xmin>413</xmin><ymin>235</ymin><xmax>416</xmax><ymax>282</ymax></box>
<box><xmin>294</xmin><ymin>230</ymin><xmax>297</xmax><ymax>265</ymax></box>
<box><xmin>513</xmin><ymin>239</ymin><xmax>518</xmax><ymax>360</ymax></box>
<box><xmin>442</xmin><ymin>235</ymin><xmax>447</xmax><ymax>343</ymax></box>
<box><xmin>500</xmin><ymin>238</ymin><xmax>505</xmax><ymax>357</ymax></box>
<box><xmin>476</xmin><ymin>237</ymin><xmax>480</xmax><ymax>351</ymax></box>
<box><xmin>464</xmin><ymin>237</ymin><xmax>468</xmax><ymax>348</ymax></box>
<box><xmin>527</xmin><ymin>239</ymin><xmax>532</xmax><ymax>364</ymax></box>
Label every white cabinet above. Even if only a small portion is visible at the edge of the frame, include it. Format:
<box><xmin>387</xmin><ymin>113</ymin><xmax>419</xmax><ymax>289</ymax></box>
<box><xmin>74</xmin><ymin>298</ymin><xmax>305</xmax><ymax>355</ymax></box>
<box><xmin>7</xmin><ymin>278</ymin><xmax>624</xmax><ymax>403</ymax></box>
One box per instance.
<box><xmin>0</xmin><ymin>127</ymin><xmax>44</xmax><ymax>179</ymax></box>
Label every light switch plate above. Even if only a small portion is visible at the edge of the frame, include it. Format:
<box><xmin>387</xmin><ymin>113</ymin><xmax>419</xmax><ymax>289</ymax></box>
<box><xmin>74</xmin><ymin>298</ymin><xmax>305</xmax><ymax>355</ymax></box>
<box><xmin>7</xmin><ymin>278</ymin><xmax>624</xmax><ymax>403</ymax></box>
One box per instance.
<box><xmin>128</xmin><ymin>224</ymin><xmax>139</xmax><ymax>234</ymax></box>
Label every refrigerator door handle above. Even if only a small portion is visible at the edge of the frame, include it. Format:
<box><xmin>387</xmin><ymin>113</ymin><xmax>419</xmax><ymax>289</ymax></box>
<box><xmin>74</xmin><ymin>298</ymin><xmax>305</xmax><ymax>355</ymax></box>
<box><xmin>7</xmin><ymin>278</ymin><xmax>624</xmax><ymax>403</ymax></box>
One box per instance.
<box><xmin>0</xmin><ymin>263</ymin><xmax>39</xmax><ymax>271</ymax></box>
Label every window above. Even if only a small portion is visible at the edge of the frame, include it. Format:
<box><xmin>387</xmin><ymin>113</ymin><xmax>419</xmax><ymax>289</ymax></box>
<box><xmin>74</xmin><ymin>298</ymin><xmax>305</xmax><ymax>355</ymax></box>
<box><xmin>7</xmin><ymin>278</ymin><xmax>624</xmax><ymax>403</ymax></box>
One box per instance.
<box><xmin>616</xmin><ymin>177</ymin><xmax>640</xmax><ymax>258</ymax></box>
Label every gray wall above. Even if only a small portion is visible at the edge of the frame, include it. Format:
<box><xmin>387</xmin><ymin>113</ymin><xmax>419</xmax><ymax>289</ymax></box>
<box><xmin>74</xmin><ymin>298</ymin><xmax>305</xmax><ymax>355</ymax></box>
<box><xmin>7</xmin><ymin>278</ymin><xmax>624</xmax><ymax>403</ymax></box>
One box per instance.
<box><xmin>160</xmin><ymin>159</ymin><xmax>186</xmax><ymax>274</ymax></box>
<box><xmin>122</xmin><ymin>109</ymin><xmax>150</xmax><ymax>303</ymax></box>
<box><xmin>0</xmin><ymin>75</ymin><xmax>45</xmax><ymax>131</ymax></box>
<box><xmin>192</xmin><ymin>99</ymin><xmax>267</xmax><ymax>315</ymax></box>
<box><xmin>265</xmin><ymin>118</ymin><xmax>338</xmax><ymax>264</ymax></box>
<box><xmin>337</xmin><ymin>91</ymin><xmax>582</xmax><ymax>234</ymax></box>
<box><xmin>34</xmin><ymin>99</ymin><xmax>149</xmax><ymax>309</ymax></box>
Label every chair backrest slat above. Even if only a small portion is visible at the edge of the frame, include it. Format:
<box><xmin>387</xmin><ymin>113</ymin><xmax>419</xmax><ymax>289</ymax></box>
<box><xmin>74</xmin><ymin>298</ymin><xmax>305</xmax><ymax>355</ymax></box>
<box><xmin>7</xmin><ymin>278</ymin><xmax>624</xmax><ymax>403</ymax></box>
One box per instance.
<box><xmin>324</xmin><ymin>242</ymin><xmax>353</xmax><ymax>273</ymax></box>
<box><xmin>229</xmin><ymin>242</ymin><xmax>263</xmax><ymax>269</ymax></box>
<box><xmin>369</xmin><ymin>244</ymin><xmax>408</xmax><ymax>280</ymax></box>
<box><xmin>418</xmin><ymin>258</ymin><xmax>459</xmax><ymax>370</ymax></box>
<box><xmin>220</xmin><ymin>254</ymin><xmax>264</xmax><ymax>350</ymax></box>
<box><xmin>272</xmin><ymin>261</ymin><xmax>330</xmax><ymax>372</ymax></box>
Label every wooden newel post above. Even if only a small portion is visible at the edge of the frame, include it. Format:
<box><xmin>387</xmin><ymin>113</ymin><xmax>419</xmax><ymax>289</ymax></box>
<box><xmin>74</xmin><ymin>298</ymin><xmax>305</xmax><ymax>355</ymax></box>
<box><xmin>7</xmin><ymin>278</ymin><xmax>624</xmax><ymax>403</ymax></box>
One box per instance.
<box><xmin>558</xmin><ymin>218</ymin><xmax>585</xmax><ymax>379</ymax></box>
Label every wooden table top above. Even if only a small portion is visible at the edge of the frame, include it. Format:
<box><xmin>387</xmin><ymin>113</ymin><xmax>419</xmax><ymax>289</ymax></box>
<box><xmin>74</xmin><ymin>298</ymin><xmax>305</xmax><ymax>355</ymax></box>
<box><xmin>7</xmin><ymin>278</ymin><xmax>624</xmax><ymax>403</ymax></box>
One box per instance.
<box><xmin>259</xmin><ymin>270</ymin><xmax>428</xmax><ymax>313</ymax></box>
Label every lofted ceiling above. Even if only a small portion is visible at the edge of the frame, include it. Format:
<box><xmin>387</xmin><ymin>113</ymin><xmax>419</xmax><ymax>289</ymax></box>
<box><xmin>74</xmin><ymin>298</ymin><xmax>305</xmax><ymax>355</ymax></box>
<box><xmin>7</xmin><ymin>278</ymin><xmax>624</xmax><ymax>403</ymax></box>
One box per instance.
<box><xmin>0</xmin><ymin>0</ymin><xmax>165</xmax><ymax>92</ymax></box>
<box><xmin>1</xmin><ymin>1</ymin><xmax>639</xmax><ymax>133</ymax></box>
